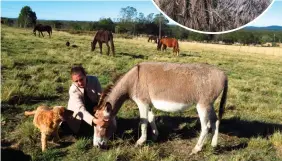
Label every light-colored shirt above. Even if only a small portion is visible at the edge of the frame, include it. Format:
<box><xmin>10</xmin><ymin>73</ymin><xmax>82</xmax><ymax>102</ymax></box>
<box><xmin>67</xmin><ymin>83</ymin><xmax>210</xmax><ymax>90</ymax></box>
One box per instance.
<box><xmin>67</xmin><ymin>75</ymin><xmax>102</xmax><ymax>133</ymax></box>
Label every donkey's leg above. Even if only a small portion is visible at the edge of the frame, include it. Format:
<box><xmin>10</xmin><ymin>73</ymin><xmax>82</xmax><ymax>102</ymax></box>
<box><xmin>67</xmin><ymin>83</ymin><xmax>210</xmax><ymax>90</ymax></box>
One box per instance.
<box><xmin>191</xmin><ymin>103</ymin><xmax>210</xmax><ymax>155</ymax></box>
<box><xmin>41</xmin><ymin>32</ymin><xmax>44</xmax><ymax>37</ymax></box>
<box><xmin>105</xmin><ymin>42</ymin><xmax>110</xmax><ymax>55</ymax></box>
<box><xmin>148</xmin><ymin>110</ymin><xmax>159</xmax><ymax>141</ymax></box>
<box><xmin>210</xmin><ymin>106</ymin><xmax>219</xmax><ymax>147</ymax></box>
<box><xmin>134</xmin><ymin>99</ymin><xmax>149</xmax><ymax>146</ymax></box>
<box><xmin>98</xmin><ymin>42</ymin><xmax>102</xmax><ymax>55</ymax></box>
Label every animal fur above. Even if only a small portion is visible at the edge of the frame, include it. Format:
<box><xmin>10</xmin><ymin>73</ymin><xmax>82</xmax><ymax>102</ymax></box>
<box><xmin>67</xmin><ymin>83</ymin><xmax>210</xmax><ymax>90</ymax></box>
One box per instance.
<box><xmin>154</xmin><ymin>0</ymin><xmax>272</xmax><ymax>32</ymax></box>
<box><xmin>24</xmin><ymin>105</ymin><xmax>73</xmax><ymax>151</ymax></box>
<box><xmin>93</xmin><ymin>62</ymin><xmax>228</xmax><ymax>154</ymax></box>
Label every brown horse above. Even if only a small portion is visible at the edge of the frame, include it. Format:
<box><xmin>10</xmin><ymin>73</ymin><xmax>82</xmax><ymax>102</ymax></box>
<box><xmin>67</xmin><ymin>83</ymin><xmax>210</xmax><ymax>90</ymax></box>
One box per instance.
<box><xmin>91</xmin><ymin>30</ymin><xmax>115</xmax><ymax>56</ymax></box>
<box><xmin>157</xmin><ymin>37</ymin><xmax>180</xmax><ymax>56</ymax></box>
<box><xmin>33</xmin><ymin>24</ymin><xmax>52</xmax><ymax>38</ymax></box>
<box><xmin>148</xmin><ymin>35</ymin><xmax>158</xmax><ymax>43</ymax></box>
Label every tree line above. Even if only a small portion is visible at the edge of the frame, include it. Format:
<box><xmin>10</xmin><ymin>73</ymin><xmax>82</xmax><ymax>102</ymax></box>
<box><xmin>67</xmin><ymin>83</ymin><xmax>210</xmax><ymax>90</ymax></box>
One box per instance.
<box><xmin>1</xmin><ymin>5</ymin><xmax>281</xmax><ymax>46</ymax></box>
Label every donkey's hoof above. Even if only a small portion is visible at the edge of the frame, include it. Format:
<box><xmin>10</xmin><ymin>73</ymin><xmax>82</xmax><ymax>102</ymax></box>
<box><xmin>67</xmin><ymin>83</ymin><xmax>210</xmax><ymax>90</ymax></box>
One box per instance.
<box><xmin>135</xmin><ymin>138</ymin><xmax>146</xmax><ymax>147</ymax></box>
<box><xmin>135</xmin><ymin>142</ymin><xmax>144</xmax><ymax>147</ymax></box>
<box><xmin>211</xmin><ymin>141</ymin><xmax>218</xmax><ymax>147</ymax></box>
<box><xmin>190</xmin><ymin>147</ymin><xmax>201</xmax><ymax>155</ymax></box>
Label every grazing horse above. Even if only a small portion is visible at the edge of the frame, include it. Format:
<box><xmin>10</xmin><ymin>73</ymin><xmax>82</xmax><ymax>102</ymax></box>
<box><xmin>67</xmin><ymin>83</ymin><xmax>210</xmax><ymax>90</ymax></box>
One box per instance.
<box><xmin>33</xmin><ymin>24</ymin><xmax>52</xmax><ymax>38</ymax></box>
<box><xmin>157</xmin><ymin>37</ymin><xmax>180</xmax><ymax>56</ymax></box>
<box><xmin>148</xmin><ymin>35</ymin><xmax>158</xmax><ymax>43</ymax></box>
<box><xmin>91</xmin><ymin>30</ymin><xmax>115</xmax><ymax>56</ymax></box>
<box><xmin>92</xmin><ymin>62</ymin><xmax>228</xmax><ymax>155</ymax></box>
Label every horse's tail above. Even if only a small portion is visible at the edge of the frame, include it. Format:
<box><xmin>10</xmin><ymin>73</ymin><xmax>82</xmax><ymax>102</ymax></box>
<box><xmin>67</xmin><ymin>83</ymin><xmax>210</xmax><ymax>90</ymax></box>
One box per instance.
<box><xmin>110</xmin><ymin>32</ymin><xmax>115</xmax><ymax>56</ymax></box>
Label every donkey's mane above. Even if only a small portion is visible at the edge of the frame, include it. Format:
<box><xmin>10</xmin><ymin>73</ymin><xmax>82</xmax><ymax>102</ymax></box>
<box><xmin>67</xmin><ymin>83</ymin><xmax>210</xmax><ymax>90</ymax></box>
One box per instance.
<box><xmin>97</xmin><ymin>84</ymin><xmax>113</xmax><ymax>106</ymax></box>
<box><xmin>97</xmin><ymin>73</ymin><xmax>126</xmax><ymax>108</ymax></box>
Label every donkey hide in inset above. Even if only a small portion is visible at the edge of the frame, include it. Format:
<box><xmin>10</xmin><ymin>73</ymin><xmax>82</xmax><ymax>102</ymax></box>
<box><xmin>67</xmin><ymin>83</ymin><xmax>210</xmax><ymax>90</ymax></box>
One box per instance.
<box><xmin>93</xmin><ymin>62</ymin><xmax>228</xmax><ymax>154</ymax></box>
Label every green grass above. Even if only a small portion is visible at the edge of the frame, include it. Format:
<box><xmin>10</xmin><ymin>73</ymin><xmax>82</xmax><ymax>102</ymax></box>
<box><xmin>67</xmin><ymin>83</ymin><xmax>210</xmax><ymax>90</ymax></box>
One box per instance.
<box><xmin>1</xmin><ymin>25</ymin><xmax>282</xmax><ymax>160</ymax></box>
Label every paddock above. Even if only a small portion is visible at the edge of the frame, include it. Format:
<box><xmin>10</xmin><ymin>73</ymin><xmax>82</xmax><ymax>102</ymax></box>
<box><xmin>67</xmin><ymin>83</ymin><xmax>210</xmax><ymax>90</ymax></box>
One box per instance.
<box><xmin>1</xmin><ymin>26</ymin><xmax>282</xmax><ymax>160</ymax></box>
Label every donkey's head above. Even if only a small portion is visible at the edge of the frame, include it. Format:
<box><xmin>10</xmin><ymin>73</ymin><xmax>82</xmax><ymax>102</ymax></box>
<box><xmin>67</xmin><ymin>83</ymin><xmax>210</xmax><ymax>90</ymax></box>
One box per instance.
<box><xmin>92</xmin><ymin>87</ymin><xmax>116</xmax><ymax>148</ymax></box>
<box><xmin>93</xmin><ymin>102</ymin><xmax>116</xmax><ymax>148</ymax></box>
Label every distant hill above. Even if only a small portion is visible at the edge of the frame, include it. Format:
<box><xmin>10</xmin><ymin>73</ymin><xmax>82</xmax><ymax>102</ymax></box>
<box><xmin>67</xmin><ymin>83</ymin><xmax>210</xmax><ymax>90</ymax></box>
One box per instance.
<box><xmin>244</xmin><ymin>26</ymin><xmax>282</xmax><ymax>31</ymax></box>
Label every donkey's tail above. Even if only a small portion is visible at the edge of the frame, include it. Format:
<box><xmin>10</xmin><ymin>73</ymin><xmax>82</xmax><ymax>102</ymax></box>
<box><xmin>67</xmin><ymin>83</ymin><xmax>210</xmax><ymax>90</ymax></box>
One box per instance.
<box><xmin>110</xmin><ymin>32</ymin><xmax>115</xmax><ymax>56</ymax></box>
<box><xmin>218</xmin><ymin>79</ymin><xmax>228</xmax><ymax>122</ymax></box>
<box><xmin>24</xmin><ymin>110</ymin><xmax>36</xmax><ymax>116</ymax></box>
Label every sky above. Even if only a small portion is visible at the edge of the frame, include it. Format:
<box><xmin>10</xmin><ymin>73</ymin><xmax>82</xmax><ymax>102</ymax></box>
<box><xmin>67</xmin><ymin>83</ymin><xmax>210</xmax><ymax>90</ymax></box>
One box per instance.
<box><xmin>249</xmin><ymin>0</ymin><xmax>282</xmax><ymax>27</ymax></box>
<box><xmin>1</xmin><ymin>0</ymin><xmax>282</xmax><ymax>27</ymax></box>
<box><xmin>1</xmin><ymin>1</ymin><xmax>161</xmax><ymax>22</ymax></box>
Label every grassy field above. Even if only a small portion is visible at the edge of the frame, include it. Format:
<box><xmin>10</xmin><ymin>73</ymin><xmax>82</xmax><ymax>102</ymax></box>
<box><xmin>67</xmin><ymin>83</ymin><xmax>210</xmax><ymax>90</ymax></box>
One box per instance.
<box><xmin>1</xmin><ymin>25</ymin><xmax>282</xmax><ymax>161</ymax></box>
<box><xmin>182</xmin><ymin>42</ymin><xmax>282</xmax><ymax>56</ymax></box>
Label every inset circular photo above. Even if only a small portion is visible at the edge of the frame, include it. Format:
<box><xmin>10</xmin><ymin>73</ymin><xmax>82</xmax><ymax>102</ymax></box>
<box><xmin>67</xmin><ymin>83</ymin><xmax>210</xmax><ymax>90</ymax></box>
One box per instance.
<box><xmin>152</xmin><ymin>0</ymin><xmax>274</xmax><ymax>33</ymax></box>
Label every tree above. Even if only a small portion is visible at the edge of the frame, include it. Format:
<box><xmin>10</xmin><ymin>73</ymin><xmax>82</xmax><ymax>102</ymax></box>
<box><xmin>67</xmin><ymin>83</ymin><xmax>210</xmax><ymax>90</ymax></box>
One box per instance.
<box><xmin>260</xmin><ymin>35</ymin><xmax>272</xmax><ymax>44</ymax></box>
<box><xmin>51</xmin><ymin>20</ymin><xmax>64</xmax><ymax>29</ymax></box>
<box><xmin>96</xmin><ymin>18</ymin><xmax>115</xmax><ymax>31</ymax></box>
<box><xmin>136</xmin><ymin>13</ymin><xmax>146</xmax><ymax>23</ymax></box>
<box><xmin>146</xmin><ymin>13</ymin><xmax>155</xmax><ymax>23</ymax></box>
<box><xmin>18</xmin><ymin>6</ymin><xmax>37</xmax><ymax>28</ymax></box>
<box><xmin>153</xmin><ymin>13</ymin><xmax>169</xmax><ymax>25</ymax></box>
<box><xmin>154</xmin><ymin>13</ymin><xmax>169</xmax><ymax>38</ymax></box>
<box><xmin>120</xmin><ymin>6</ymin><xmax>137</xmax><ymax>22</ymax></box>
<box><xmin>119</xmin><ymin>6</ymin><xmax>138</xmax><ymax>35</ymax></box>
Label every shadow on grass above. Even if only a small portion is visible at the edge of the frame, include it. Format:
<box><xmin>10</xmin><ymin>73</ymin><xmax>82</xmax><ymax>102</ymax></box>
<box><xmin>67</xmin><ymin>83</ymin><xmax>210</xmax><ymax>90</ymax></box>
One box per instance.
<box><xmin>180</xmin><ymin>53</ymin><xmax>201</xmax><ymax>57</ymax></box>
<box><xmin>117</xmin><ymin>52</ymin><xmax>148</xmax><ymax>59</ymax></box>
<box><xmin>113</xmin><ymin>116</ymin><xmax>282</xmax><ymax>150</ymax></box>
<box><xmin>215</xmin><ymin>142</ymin><xmax>248</xmax><ymax>154</ymax></box>
<box><xmin>114</xmin><ymin>116</ymin><xmax>200</xmax><ymax>143</ymax></box>
<box><xmin>56</xmin><ymin>140</ymin><xmax>75</xmax><ymax>149</ymax></box>
<box><xmin>33</xmin><ymin>149</ymin><xmax>68</xmax><ymax>161</ymax></box>
<box><xmin>1</xmin><ymin>148</ymin><xmax>32</xmax><ymax>161</ymax></box>
<box><xmin>220</xmin><ymin>117</ymin><xmax>282</xmax><ymax>138</ymax></box>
